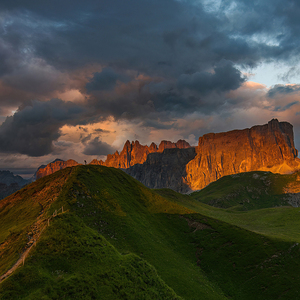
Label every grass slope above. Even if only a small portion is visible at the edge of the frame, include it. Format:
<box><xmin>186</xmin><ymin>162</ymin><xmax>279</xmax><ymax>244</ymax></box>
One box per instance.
<box><xmin>55</xmin><ymin>165</ymin><xmax>227</xmax><ymax>300</ymax></box>
<box><xmin>158</xmin><ymin>176</ymin><xmax>300</xmax><ymax>242</ymax></box>
<box><xmin>190</xmin><ymin>171</ymin><xmax>299</xmax><ymax>210</ymax></box>
<box><xmin>1</xmin><ymin>166</ymin><xmax>300</xmax><ymax>299</ymax></box>
<box><xmin>0</xmin><ymin>168</ymin><xmax>72</xmax><ymax>277</ymax></box>
<box><xmin>1</xmin><ymin>213</ymin><xmax>181</xmax><ymax>300</ymax></box>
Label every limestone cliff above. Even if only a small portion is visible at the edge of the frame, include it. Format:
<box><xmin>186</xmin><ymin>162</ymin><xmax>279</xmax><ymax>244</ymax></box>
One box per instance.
<box><xmin>185</xmin><ymin>119</ymin><xmax>300</xmax><ymax>190</ymax></box>
<box><xmin>127</xmin><ymin>119</ymin><xmax>300</xmax><ymax>192</ymax></box>
<box><xmin>35</xmin><ymin>159</ymin><xmax>79</xmax><ymax>180</ymax></box>
<box><xmin>158</xmin><ymin>140</ymin><xmax>190</xmax><ymax>152</ymax></box>
<box><xmin>35</xmin><ymin>140</ymin><xmax>191</xmax><ymax>180</ymax></box>
<box><xmin>90</xmin><ymin>139</ymin><xmax>191</xmax><ymax>168</ymax></box>
<box><xmin>125</xmin><ymin>148</ymin><xmax>196</xmax><ymax>193</ymax></box>
<box><xmin>34</xmin><ymin>119</ymin><xmax>300</xmax><ymax>192</ymax></box>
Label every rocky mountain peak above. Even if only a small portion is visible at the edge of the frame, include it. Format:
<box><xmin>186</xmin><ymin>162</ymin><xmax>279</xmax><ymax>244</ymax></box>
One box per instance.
<box><xmin>186</xmin><ymin>119</ymin><xmax>300</xmax><ymax>190</ymax></box>
<box><xmin>35</xmin><ymin>159</ymin><xmax>79</xmax><ymax>180</ymax></box>
<box><xmin>90</xmin><ymin>139</ymin><xmax>191</xmax><ymax>169</ymax></box>
<box><xmin>127</xmin><ymin>119</ymin><xmax>300</xmax><ymax>193</ymax></box>
<box><xmin>32</xmin><ymin>119</ymin><xmax>300</xmax><ymax>193</ymax></box>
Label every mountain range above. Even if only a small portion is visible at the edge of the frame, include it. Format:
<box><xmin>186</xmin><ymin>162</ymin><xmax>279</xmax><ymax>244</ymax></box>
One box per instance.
<box><xmin>0</xmin><ymin>171</ymin><xmax>30</xmax><ymax>200</ymax></box>
<box><xmin>30</xmin><ymin>119</ymin><xmax>300</xmax><ymax>193</ymax></box>
<box><xmin>2</xmin><ymin>119</ymin><xmax>300</xmax><ymax>298</ymax></box>
<box><xmin>1</xmin><ymin>118</ymin><xmax>299</xmax><ymax>200</ymax></box>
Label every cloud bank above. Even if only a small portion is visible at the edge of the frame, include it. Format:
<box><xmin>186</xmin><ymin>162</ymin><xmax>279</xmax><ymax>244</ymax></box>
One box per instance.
<box><xmin>0</xmin><ymin>0</ymin><xmax>300</xmax><ymax>169</ymax></box>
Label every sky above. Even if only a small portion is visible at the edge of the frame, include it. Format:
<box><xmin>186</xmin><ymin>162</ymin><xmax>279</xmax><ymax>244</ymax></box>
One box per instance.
<box><xmin>0</xmin><ymin>0</ymin><xmax>300</xmax><ymax>178</ymax></box>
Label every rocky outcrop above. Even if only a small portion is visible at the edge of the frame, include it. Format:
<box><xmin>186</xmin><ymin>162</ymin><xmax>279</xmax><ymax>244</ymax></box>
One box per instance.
<box><xmin>33</xmin><ymin>119</ymin><xmax>300</xmax><ymax>193</ymax></box>
<box><xmin>126</xmin><ymin>119</ymin><xmax>300</xmax><ymax>192</ymax></box>
<box><xmin>184</xmin><ymin>119</ymin><xmax>300</xmax><ymax>190</ymax></box>
<box><xmin>158</xmin><ymin>140</ymin><xmax>190</xmax><ymax>152</ymax></box>
<box><xmin>34</xmin><ymin>140</ymin><xmax>191</xmax><ymax>180</ymax></box>
<box><xmin>35</xmin><ymin>159</ymin><xmax>79</xmax><ymax>180</ymax></box>
<box><xmin>90</xmin><ymin>139</ymin><xmax>191</xmax><ymax>168</ymax></box>
<box><xmin>125</xmin><ymin>147</ymin><xmax>197</xmax><ymax>193</ymax></box>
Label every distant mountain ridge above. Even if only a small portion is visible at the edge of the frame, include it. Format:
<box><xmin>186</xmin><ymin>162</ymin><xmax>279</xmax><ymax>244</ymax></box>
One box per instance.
<box><xmin>90</xmin><ymin>139</ymin><xmax>191</xmax><ymax>168</ymax></box>
<box><xmin>34</xmin><ymin>140</ymin><xmax>191</xmax><ymax>181</ymax></box>
<box><xmin>0</xmin><ymin>170</ymin><xmax>28</xmax><ymax>186</ymax></box>
<box><xmin>0</xmin><ymin>170</ymin><xmax>30</xmax><ymax>200</ymax></box>
<box><xmin>31</xmin><ymin>119</ymin><xmax>300</xmax><ymax>193</ymax></box>
<box><xmin>127</xmin><ymin>119</ymin><xmax>300</xmax><ymax>192</ymax></box>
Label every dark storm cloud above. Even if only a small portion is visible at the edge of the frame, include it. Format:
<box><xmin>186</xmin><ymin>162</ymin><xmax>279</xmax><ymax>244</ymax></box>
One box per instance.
<box><xmin>177</xmin><ymin>62</ymin><xmax>246</xmax><ymax>95</ymax></box>
<box><xmin>1</xmin><ymin>0</ymin><xmax>300</xmax><ymax>157</ymax></box>
<box><xmin>0</xmin><ymin>0</ymin><xmax>264</xmax><ymax>77</ymax></box>
<box><xmin>1</xmin><ymin>0</ymin><xmax>300</xmax><ymax>79</ymax></box>
<box><xmin>86</xmin><ymin>63</ymin><xmax>245</xmax><ymax>120</ymax></box>
<box><xmin>86</xmin><ymin>68</ymin><xmax>130</xmax><ymax>92</ymax></box>
<box><xmin>78</xmin><ymin>126</ymin><xmax>88</xmax><ymax>132</ymax></box>
<box><xmin>268</xmin><ymin>84</ymin><xmax>300</xmax><ymax>98</ymax></box>
<box><xmin>94</xmin><ymin>128</ymin><xmax>111</xmax><ymax>133</ymax></box>
<box><xmin>274</xmin><ymin>101</ymin><xmax>299</xmax><ymax>112</ymax></box>
<box><xmin>88</xmin><ymin>83</ymin><xmax>212</xmax><ymax>120</ymax></box>
<box><xmin>141</xmin><ymin>119</ymin><xmax>175</xmax><ymax>130</ymax></box>
<box><xmin>0</xmin><ymin>0</ymin><xmax>299</xmax><ymax>99</ymax></box>
<box><xmin>218</xmin><ymin>0</ymin><xmax>300</xmax><ymax>62</ymax></box>
<box><xmin>0</xmin><ymin>43</ymin><xmax>15</xmax><ymax>77</ymax></box>
<box><xmin>83</xmin><ymin>137</ymin><xmax>115</xmax><ymax>156</ymax></box>
<box><xmin>80</xmin><ymin>134</ymin><xmax>92</xmax><ymax>144</ymax></box>
<box><xmin>0</xmin><ymin>99</ymin><xmax>86</xmax><ymax>156</ymax></box>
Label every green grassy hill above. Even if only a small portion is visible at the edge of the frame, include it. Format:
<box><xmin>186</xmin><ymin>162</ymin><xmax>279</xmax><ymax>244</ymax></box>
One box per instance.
<box><xmin>190</xmin><ymin>171</ymin><xmax>300</xmax><ymax>211</ymax></box>
<box><xmin>1</xmin><ymin>166</ymin><xmax>300</xmax><ymax>299</ymax></box>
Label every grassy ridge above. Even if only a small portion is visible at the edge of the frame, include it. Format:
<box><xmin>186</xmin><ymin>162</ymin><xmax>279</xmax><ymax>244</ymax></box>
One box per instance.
<box><xmin>190</xmin><ymin>171</ymin><xmax>298</xmax><ymax>211</ymax></box>
<box><xmin>60</xmin><ymin>165</ymin><xmax>227</xmax><ymax>300</ymax></box>
<box><xmin>0</xmin><ymin>166</ymin><xmax>226</xmax><ymax>300</ymax></box>
<box><xmin>0</xmin><ymin>168</ymin><xmax>72</xmax><ymax>277</ymax></box>
<box><xmin>192</xmin><ymin>205</ymin><xmax>300</xmax><ymax>243</ymax></box>
<box><xmin>52</xmin><ymin>165</ymin><xmax>300</xmax><ymax>299</ymax></box>
<box><xmin>184</xmin><ymin>214</ymin><xmax>300</xmax><ymax>300</ymax></box>
<box><xmin>1</xmin><ymin>165</ymin><xmax>300</xmax><ymax>299</ymax></box>
<box><xmin>0</xmin><ymin>213</ymin><xmax>182</xmax><ymax>300</ymax></box>
<box><xmin>157</xmin><ymin>174</ymin><xmax>300</xmax><ymax>243</ymax></box>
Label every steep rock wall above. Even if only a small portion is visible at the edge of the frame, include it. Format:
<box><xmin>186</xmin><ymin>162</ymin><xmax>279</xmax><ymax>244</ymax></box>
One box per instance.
<box><xmin>125</xmin><ymin>147</ymin><xmax>197</xmax><ymax>193</ymax></box>
<box><xmin>35</xmin><ymin>140</ymin><xmax>191</xmax><ymax>180</ymax></box>
<box><xmin>184</xmin><ymin>119</ymin><xmax>299</xmax><ymax>190</ymax></box>
<box><xmin>90</xmin><ymin>139</ymin><xmax>191</xmax><ymax>168</ymax></box>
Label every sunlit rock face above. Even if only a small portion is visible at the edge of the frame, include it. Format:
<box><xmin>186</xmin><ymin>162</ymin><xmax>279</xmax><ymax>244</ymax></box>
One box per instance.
<box><xmin>35</xmin><ymin>159</ymin><xmax>79</xmax><ymax>180</ymax></box>
<box><xmin>184</xmin><ymin>119</ymin><xmax>300</xmax><ymax>190</ymax></box>
<box><xmin>35</xmin><ymin>119</ymin><xmax>300</xmax><ymax>193</ymax></box>
<box><xmin>158</xmin><ymin>140</ymin><xmax>190</xmax><ymax>152</ymax></box>
<box><xmin>126</xmin><ymin>119</ymin><xmax>300</xmax><ymax>192</ymax></box>
<box><xmin>35</xmin><ymin>140</ymin><xmax>191</xmax><ymax>180</ymax></box>
<box><xmin>90</xmin><ymin>139</ymin><xmax>191</xmax><ymax>169</ymax></box>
